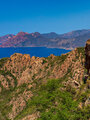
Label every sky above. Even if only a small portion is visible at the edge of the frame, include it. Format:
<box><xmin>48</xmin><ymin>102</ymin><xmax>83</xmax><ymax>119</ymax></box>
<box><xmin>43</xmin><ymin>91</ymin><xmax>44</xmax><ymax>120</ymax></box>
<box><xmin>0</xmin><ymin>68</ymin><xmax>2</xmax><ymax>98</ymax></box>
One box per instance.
<box><xmin>0</xmin><ymin>0</ymin><xmax>90</xmax><ymax>36</ymax></box>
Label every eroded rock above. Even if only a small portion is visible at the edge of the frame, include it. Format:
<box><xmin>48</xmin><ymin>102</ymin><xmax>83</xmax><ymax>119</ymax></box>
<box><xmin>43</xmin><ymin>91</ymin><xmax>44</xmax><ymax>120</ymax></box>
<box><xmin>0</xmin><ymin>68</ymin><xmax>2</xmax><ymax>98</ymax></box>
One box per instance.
<box><xmin>85</xmin><ymin>39</ymin><xmax>90</xmax><ymax>75</ymax></box>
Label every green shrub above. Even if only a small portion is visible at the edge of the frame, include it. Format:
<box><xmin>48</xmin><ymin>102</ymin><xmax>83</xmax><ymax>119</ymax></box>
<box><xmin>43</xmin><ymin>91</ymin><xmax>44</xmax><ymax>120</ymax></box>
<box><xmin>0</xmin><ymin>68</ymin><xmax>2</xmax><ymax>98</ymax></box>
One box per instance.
<box><xmin>0</xmin><ymin>57</ymin><xmax>9</xmax><ymax>68</ymax></box>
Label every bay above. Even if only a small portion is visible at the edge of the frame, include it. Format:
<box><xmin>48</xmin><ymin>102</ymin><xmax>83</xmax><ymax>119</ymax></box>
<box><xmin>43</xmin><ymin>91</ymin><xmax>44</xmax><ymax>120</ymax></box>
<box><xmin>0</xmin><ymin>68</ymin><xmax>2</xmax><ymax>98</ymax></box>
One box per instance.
<box><xmin>0</xmin><ymin>47</ymin><xmax>70</xmax><ymax>59</ymax></box>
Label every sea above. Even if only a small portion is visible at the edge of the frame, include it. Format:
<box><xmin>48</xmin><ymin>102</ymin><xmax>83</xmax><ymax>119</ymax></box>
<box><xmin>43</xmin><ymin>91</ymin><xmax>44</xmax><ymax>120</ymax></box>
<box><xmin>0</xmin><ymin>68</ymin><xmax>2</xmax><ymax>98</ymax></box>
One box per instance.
<box><xmin>0</xmin><ymin>47</ymin><xmax>71</xmax><ymax>59</ymax></box>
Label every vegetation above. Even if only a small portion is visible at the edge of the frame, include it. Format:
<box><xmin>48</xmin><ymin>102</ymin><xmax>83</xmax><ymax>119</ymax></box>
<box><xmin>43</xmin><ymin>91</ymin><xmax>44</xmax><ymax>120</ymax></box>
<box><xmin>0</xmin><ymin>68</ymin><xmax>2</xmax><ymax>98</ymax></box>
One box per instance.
<box><xmin>0</xmin><ymin>70</ymin><xmax>17</xmax><ymax>88</ymax></box>
<box><xmin>46</xmin><ymin>53</ymin><xmax>68</xmax><ymax>67</ymax></box>
<box><xmin>0</xmin><ymin>57</ymin><xmax>9</xmax><ymax>68</ymax></box>
<box><xmin>15</xmin><ymin>78</ymin><xmax>90</xmax><ymax>120</ymax></box>
<box><xmin>0</xmin><ymin>47</ymin><xmax>90</xmax><ymax>120</ymax></box>
<box><xmin>77</xmin><ymin>47</ymin><xmax>85</xmax><ymax>58</ymax></box>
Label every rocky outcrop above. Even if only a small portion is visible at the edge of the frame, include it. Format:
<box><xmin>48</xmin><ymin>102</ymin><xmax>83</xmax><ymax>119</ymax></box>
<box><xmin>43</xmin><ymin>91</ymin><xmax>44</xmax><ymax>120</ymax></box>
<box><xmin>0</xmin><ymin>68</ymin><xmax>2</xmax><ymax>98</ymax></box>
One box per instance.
<box><xmin>21</xmin><ymin>112</ymin><xmax>40</xmax><ymax>120</ymax></box>
<box><xmin>1</xmin><ymin>48</ymin><xmax>84</xmax><ymax>88</ymax></box>
<box><xmin>85</xmin><ymin>39</ymin><xmax>90</xmax><ymax>75</ymax></box>
<box><xmin>8</xmin><ymin>90</ymin><xmax>33</xmax><ymax>120</ymax></box>
<box><xmin>0</xmin><ymin>47</ymin><xmax>88</xmax><ymax>120</ymax></box>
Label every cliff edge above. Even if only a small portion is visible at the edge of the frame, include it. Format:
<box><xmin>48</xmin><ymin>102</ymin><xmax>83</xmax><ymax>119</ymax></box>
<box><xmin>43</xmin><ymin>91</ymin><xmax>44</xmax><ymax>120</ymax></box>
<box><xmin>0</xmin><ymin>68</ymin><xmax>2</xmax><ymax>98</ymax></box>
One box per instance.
<box><xmin>85</xmin><ymin>39</ymin><xmax>90</xmax><ymax>75</ymax></box>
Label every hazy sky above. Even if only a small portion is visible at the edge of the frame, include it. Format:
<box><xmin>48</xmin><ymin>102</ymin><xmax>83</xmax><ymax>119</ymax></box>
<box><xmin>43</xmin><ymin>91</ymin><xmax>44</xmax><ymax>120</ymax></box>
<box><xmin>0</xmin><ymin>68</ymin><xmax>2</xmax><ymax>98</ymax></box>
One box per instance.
<box><xmin>0</xmin><ymin>0</ymin><xmax>90</xmax><ymax>36</ymax></box>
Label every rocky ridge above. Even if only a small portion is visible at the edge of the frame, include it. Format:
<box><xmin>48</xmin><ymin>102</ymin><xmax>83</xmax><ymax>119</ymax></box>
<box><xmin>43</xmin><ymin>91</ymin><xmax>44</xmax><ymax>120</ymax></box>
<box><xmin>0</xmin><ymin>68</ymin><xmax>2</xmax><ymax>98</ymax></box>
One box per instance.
<box><xmin>0</xmin><ymin>44</ymin><xmax>90</xmax><ymax>119</ymax></box>
<box><xmin>85</xmin><ymin>39</ymin><xmax>90</xmax><ymax>75</ymax></box>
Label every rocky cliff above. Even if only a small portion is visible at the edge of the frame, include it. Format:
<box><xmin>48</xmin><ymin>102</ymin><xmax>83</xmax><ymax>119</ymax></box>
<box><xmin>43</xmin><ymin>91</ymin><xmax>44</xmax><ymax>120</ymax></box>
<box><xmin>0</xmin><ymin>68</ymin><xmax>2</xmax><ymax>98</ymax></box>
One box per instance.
<box><xmin>0</xmin><ymin>46</ymin><xmax>90</xmax><ymax>120</ymax></box>
<box><xmin>85</xmin><ymin>39</ymin><xmax>90</xmax><ymax>75</ymax></box>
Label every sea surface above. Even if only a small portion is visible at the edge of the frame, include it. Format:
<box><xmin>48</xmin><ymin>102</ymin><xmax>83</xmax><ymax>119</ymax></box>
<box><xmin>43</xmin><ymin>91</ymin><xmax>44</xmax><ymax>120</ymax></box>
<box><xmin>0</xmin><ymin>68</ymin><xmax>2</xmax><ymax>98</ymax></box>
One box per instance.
<box><xmin>0</xmin><ymin>47</ymin><xmax>71</xmax><ymax>59</ymax></box>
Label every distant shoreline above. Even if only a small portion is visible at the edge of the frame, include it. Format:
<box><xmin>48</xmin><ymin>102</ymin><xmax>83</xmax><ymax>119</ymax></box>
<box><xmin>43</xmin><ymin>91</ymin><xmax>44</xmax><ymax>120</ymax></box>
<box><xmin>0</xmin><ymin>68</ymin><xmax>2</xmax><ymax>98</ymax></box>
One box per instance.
<box><xmin>0</xmin><ymin>46</ymin><xmax>72</xmax><ymax>50</ymax></box>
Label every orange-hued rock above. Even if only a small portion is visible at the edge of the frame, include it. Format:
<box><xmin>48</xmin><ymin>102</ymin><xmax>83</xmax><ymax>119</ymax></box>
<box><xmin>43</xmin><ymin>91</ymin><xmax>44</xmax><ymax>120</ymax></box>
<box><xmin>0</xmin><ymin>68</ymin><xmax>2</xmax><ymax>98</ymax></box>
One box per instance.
<box><xmin>21</xmin><ymin>112</ymin><xmax>40</xmax><ymax>120</ymax></box>
<box><xmin>3</xmin><ymin>53</ymin><xmax>30</xmax><ymax>77</ymax></box>
<box><xmin>8</xmin><ymin>89</ymin><xmax>33</xmax><ymax>120</ymax></box>
<box><xmin>0</xmin><ymin>48</ymin><xmax>86</xmax><ymax>120</ymax></box>
<box><xmin>0</xmin><ymin>74</ymin><xmax>9</xmax><ymax>90</ymax></box>
<box><xmin>85</xmin><ymin>39</ymin><xmax>90</xmax><ymax>75</ymax></box>
<box><xmin>1</xmin><ymin>47</ymin><xmax>84</xmax><ymax>88</ymax></box>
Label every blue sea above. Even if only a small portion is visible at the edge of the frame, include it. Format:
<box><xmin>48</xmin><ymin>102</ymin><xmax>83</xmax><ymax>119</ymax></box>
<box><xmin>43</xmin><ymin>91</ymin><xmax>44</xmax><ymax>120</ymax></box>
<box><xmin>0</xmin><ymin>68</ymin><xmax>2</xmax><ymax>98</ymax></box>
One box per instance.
<box><xmin>0</xmin><ymin>47</ymin><xmax>71</xmax><ymax>59</ymax></box>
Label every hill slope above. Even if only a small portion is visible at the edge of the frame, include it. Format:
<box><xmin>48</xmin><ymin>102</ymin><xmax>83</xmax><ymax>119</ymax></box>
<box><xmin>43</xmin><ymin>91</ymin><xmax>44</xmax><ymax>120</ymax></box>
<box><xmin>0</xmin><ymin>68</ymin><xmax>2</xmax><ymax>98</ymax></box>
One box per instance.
<box><xmin>0</xmin><ymin>47</ymin><xmax>90</xmax><ymax>120</ymax></box>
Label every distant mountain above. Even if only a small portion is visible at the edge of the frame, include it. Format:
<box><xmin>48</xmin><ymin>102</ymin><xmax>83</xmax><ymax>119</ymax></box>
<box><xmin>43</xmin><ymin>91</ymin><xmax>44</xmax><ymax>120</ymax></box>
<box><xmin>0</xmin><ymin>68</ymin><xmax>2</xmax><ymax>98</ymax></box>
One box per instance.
<box><xmin>0</xmin><ymin>34</ymin><xmax>14</xmax><ymax>45</ymax></box>
<box><xmin>60</xmin><ymin>29</ymin><xmax>90</xmax><ymax>38</ymax></box>
<box><xmin>0</xmin><ymin>29</ymin><xmax>90</xmax><ymax>49</ymax></box>
<box><xmin>42</xmin><ymin>29</ymin><xmax>90</xmax><ymax>39</ymax></box>
<box><xmin>0</xmin><ymin>32</ymin><xmax>51</xmax><ymax>47</ymax></box>
<box><xmin>42</xmin><ymin>32</ymin><xmax>59</xmax><ymax>39</ymax></box>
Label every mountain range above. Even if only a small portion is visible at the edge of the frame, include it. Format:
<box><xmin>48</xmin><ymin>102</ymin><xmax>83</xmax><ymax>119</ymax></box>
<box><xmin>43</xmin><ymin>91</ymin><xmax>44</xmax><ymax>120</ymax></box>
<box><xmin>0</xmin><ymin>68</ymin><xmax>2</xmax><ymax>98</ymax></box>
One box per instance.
<box><xmin>0</xmin><ymin>29</ymin><xmax>90</xmax><ymax>49</ymax></box>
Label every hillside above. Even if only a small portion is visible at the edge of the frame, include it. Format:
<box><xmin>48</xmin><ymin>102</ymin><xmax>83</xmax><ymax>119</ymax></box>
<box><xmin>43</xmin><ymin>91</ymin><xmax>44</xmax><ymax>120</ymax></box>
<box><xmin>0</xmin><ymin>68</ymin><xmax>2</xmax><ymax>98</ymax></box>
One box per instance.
<box><xmin>0</xmin><ymin>43</ymin><xmax>90</xmax><ymax>119</ymax></box>
<box><xmin>1</xmin><ymin>29</ymin><xmax>90</xmax><ymax>49</ymax></box>
<box><xmin>0</xmin><ymin>34</ymin><xmax>14</xmax><ymax>45</ymax></box>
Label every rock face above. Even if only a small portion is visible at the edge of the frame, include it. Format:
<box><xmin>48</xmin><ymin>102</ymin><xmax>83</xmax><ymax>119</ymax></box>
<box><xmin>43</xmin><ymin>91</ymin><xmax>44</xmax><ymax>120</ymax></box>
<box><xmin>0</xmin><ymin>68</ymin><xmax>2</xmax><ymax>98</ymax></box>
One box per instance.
<box><xmin>2</xmin><ymin>48</ymin><xmax>84</xmax><ymax>87</ymax></box>
<box><xmin>85</xmin><ymin>39</ymin><xmax>90</xmax><ymax>75</ymax></box>
<box><xmin>0</xmin><ymin>47</ymin><xmax>90</xmax><ymax>120</ymax></box>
